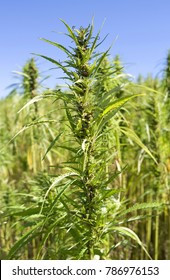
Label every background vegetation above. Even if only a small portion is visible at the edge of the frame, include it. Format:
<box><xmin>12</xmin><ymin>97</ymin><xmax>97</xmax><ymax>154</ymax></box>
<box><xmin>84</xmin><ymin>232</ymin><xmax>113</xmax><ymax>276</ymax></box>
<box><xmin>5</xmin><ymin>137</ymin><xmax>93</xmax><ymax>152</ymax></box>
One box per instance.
<box><xmin>0</xmin><ymin>21</ymin><xmax>169</xmax><ymax>260</ymax></box>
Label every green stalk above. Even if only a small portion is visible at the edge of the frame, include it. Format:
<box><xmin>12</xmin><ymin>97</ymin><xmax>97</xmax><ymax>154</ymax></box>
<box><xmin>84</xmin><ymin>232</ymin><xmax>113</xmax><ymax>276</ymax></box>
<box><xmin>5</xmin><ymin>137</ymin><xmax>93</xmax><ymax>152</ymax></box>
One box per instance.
<box><xmin>155</xmin><ymin>211</ymin><xmax>159</xmax><ymax>260</ymax></box>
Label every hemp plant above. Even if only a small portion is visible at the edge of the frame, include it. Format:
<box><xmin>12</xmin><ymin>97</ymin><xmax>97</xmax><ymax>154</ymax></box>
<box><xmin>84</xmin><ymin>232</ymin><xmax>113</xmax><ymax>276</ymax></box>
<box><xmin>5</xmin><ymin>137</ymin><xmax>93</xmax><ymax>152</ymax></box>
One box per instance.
<box><xmin>22</xmin><ymin>58</ymin><xmax>39</xmax><ymax>114</ymax></box>
<box><xmin>7</xmin><ymin>20</ymin><xmax>160</xmax><ymax>260</ymax></box>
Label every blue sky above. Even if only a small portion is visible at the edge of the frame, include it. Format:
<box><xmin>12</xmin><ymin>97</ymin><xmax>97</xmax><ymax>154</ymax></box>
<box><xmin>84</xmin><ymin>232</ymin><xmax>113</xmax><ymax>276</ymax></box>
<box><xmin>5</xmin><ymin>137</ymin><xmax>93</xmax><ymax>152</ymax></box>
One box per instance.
<box><xmin>0</xmin><ymin>0</ymin><xmax>170</xmax><ymax>98</ymax></box>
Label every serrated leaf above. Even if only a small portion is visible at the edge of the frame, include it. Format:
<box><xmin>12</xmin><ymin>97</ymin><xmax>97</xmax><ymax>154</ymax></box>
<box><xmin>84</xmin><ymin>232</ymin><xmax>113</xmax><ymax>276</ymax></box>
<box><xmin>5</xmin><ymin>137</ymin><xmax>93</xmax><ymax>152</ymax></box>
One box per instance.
<box><xmin>99</xmin><ymin>189</ymin><xmax>122</xmax><ymax>201</ymax></box>
<box><xmin>8</xmin><ymin>120</ymin><xmax>57</xmax><ymax>143</ymax></box>
<box><xmin>42</xmin><ymin>179</ymin><xmax>77</xmax><ymax>220</ymax></box>
<box><xmin>42</xmin><ymin>132</ymin><xmax>62</xmax><ymax>160</ymax></box>
<box><xmin>121</xmin><ymin>127</ymin><xmax>157</xmax><ymax>163</ymax></box>
<box><xmin>92</xmin><ymin>47</ymin><xmax>112</xmax><ymax>77</ymax></box>
<box><xmin>108</xmin><ymin>226</ymin><xmax>152</xmax><ymax>259</ymax></box>
<box><xmin>40</xmin><ymin>172</ymin><xmax>80</xmax><ymax>214</ymax></box>
<box><xmin>118</xmin><ymin>202</ymin><xmax>162</xmax><ymax>217</ymax></box>
<box><xmin>36</xmin><ymin>213</ymin><xmax>67</xmax><ymax>259</ymax></box>
<box><xmin>102</xmin><ymin>94</ymin><xmax>142</xmax><ymax>117</ymax></box>
<box><xmin>64</xmin><ymin>102</ymin><xmax>76</xmax><ymax>131</ymax></box>
<box><xmin>33</xmin><ymin>53</ymin><xmax>72</xmax><ymax>78</ymax></box>
<box><xmin>12</xmin><ymin>71</ymin><xmax>29</xmax><ymax>78</ymax></box>
<box><xmin>17</xmin><ymin>94</ymin><xmax>54</xmax><ymax>113</ymax></box>
<box><xmin>60</xmin><ymin>19</ymin><xmax>78</xmax><ymax>45</ymax></box>
<box><xmin>7</xmin><ymin>221</ymin><xmax>43</xmax><ymax>259</ymax></box>
<box><xmin>40</xmin><ymin>38</ymin><xmax>73</xmax><ymax>59</ymax></box>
